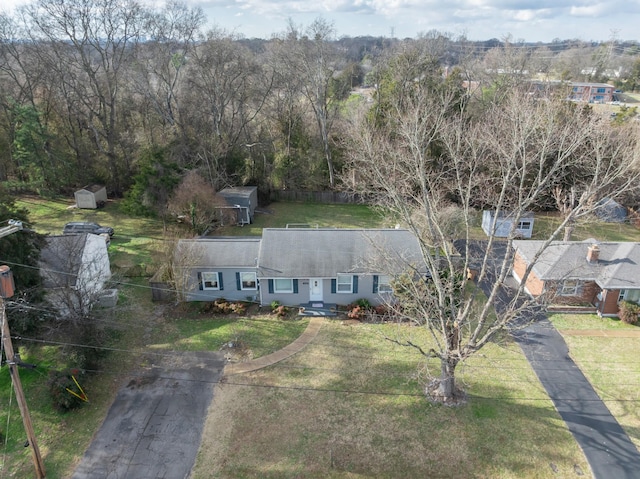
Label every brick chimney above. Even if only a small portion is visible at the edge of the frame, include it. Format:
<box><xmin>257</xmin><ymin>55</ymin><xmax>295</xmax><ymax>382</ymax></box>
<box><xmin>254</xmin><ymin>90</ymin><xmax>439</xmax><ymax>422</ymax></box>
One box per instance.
<box><xmin>586</xmin><ymin>244</ymin><xmax>600</xmax><ymax>263</ymax></box>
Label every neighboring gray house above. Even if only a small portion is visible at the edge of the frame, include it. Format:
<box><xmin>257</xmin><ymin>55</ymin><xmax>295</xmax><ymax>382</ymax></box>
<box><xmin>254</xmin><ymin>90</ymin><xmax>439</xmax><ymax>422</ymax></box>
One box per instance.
<box><xmin>175</xmin><ymin>228</ymin><xmax>427</xmax><ymax>307</ymax></box>
<box><xmin>39</xmin><ymin>233</ymin><xmax>112</xmax><ymax>316</ymax></box>
<box><xmin>595</xmin><ymin>198</ymin><xmax>627</xmax><ymax>223</ymax></box>
<box><xmin>175</xmin><ymin>237</ymin><xmax>261</xmax><ymax>302</ymax></box>
<box><xmin>74</xmin><ymin>184</ymin><xmax>107</xmax><ymax>209</ymax></box>
<box><xmin>481</xmin><ymin>210</ymin><xmax>534</xmax><ymax>239</ymax></box>
<box><xmin>218</xmin><ymin>186</ymin><xmax>258</xmax><ymax>225</ymax></box>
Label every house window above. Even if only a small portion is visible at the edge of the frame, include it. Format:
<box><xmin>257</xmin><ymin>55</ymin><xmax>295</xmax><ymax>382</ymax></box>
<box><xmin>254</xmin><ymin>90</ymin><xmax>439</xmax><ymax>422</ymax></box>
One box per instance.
<box><xmin>597</xmin><ymin>87</ymin><xmax>606</xmax><ymax>93</ymax></box>
<box><xmin>337</xmin><ymin>274</ymin><xmax>353</xmax><ymax>293</ymax></box>
<box><xmin>559</xmin><ymin>279</ymin><xmax>580</xmax><ymax>296</ymax></box>
<box><xmin>378</xmin><ymin>275</ymin><xmax>393</xmax><ymax>293</ymax></box>
<box><xmin>517</xmin><ymin>221</ymin><xmax>532</xmax><ymax>230</ymax></box>
<box><xmin>201</xmin><ymin>272</ymin><xmax>220</xmax><ymax>290</ymax></box>
<box><xmin>274</xmin><ymin>278</ymin><xmax>293</xmax><ymax>293</ymax></box>
<box><xmin>240</xmin><ymin>272</ymin><xmax>257</xmax><ymax>290</ymax></box>
<box><xmin>619</xmin><ymin>289</ymin><xmax>640</xmax><ymax>303</ymax></box>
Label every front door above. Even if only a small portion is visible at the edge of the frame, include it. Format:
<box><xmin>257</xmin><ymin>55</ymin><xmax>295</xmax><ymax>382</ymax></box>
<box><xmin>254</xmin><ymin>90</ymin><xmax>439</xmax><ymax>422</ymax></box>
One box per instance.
<box><xmin>309</xmin><ymin>278</ymin><xmax>323</xmax><ymax>302</ymax></box>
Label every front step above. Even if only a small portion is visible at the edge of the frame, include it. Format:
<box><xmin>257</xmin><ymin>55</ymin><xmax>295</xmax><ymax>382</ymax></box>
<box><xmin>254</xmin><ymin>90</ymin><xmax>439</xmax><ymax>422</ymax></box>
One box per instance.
<box><xmin>298</xmin><ymin>302</ymin><xmax>338</xmax><ymax>317</ymax></box>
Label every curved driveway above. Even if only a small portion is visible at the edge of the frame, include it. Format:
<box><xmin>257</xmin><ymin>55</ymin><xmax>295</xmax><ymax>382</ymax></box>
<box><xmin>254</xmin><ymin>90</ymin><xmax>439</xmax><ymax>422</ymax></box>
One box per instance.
<box><xmin>459</xmin><ymin>239</ymin><xmax>640</xmax><ymax>479</ymax></box>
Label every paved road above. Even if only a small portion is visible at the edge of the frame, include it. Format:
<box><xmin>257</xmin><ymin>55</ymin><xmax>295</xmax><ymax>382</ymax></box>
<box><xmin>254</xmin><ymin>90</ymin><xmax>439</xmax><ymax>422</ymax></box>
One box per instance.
<box><xmin>457</xmin><ymin>239</ymin><xmax>640</xmax><ymax>479</ymax></box>
<box><xmin>72</xmin><ymin>351</ymin><xmax>225</xmax><ymax>479</ymax></box>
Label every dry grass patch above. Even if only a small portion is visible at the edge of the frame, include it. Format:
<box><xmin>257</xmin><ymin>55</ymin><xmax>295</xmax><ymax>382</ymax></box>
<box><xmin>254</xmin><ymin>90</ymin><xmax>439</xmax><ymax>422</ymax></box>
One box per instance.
<box><xmin>192</xmin><ymin>321</ymin><xmax>589</xmax><ymax>479</ymax></box>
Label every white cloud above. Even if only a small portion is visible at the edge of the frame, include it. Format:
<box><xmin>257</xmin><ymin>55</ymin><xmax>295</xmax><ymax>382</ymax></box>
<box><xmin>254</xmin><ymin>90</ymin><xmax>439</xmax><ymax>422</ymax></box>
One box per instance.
<box><xmin>3</xmin><ymin>0</ymin><xmax>639</xmax><ymax>42</ymax></box>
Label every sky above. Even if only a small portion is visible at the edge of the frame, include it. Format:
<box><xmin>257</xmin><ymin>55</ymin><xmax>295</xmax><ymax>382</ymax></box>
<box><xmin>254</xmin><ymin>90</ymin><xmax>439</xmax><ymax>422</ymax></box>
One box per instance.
<box><xmin>3</xmin><ymin>0</ymin><xmax>640</xmax><ymax>43</ymax></box>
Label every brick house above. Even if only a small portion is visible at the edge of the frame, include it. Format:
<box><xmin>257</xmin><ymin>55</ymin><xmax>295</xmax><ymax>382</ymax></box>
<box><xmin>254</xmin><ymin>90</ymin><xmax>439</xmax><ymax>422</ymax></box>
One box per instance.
<box><xmin>512</xmin><ymin>240</ymin><xmax>640</xmax><ymax>316</ymax></box>
<box><xmin>569</xmin><ymin>82</ymin><xmax>615</xmax><ymax>103</ymax></box>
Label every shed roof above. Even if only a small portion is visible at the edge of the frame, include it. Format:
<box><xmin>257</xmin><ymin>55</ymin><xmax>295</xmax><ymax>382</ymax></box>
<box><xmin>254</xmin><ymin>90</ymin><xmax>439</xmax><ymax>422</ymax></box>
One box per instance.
<box><xmin>219</xmin><ymin>186</ymin><xmax>257</xmax><ymax>198</ymax></box>
<box><xmin>258</xmin><ymin>228</ymin><xmax>426</xmax><ymax>278</ymax></box>
<box><xmin>77</xmin><ymin>184</ymin><xmax>105</xmax><ymax>193</ymax></box>
<box><xmin>485</xmin><ymin>210</ymin><xmax>534</xmax><ymax>220</ymax></box>
<box><xmin>513</xmin><ymin>240</ymin><xmax>640</xmax><ymax>289</ymax></box>
<box><xmin>176</xmin><ymin>238</ymin><xmax>261</xmax><ymax>268</ymax></box>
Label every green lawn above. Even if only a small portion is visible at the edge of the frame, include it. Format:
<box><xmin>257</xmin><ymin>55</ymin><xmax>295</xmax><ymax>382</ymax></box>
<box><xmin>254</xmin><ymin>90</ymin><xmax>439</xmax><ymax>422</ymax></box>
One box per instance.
<box><xmin>532</xmin><ymin>211</ymin><xmax>640</xmax><ymax>242</ymax></box>
<box><xmin>14</xmin><ymin>196</ymin><xmax>167</xmax><ymax>272</ymax></box>
<box><xmin>192</xmin><ymin>321</ymin><xmax>589</xmax><ymax>479</ymax></box>
<box><xmin>214</xmin><ymin>202</ymin><xmax>386</xmax><ymax>236</ymax></box>
<box><xmin>549</xmin><ymin>314</ymin><xmax>640</xmax><ymax>451</ymax></box>
<box><xmin>157</xmin><ymin>304</ymin><xmax>309</xmax><ymax>358</ymax></box>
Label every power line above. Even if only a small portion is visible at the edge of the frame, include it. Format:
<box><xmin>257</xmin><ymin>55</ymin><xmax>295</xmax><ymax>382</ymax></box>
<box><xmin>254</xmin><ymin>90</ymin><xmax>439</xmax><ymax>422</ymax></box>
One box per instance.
<box><xmin>11</xmin><ymin>335</ymin><xmax>640</xmax><ymax>397</ymax></box>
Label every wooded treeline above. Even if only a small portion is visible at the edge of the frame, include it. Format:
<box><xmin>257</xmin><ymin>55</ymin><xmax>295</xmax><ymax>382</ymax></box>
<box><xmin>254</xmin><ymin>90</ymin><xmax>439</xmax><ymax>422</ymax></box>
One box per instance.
<box><xmin>1</xmin><ymin>0</ymin><xmax>640</xmax><ymax>214</ymax></box>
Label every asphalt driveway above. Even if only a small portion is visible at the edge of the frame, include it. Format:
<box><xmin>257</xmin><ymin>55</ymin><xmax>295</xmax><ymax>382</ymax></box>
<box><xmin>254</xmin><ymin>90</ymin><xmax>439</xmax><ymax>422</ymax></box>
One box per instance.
<box><xmin>72</xmin><ymin>351</ymin><xmax>225</xmax><ymax>479</ymax></box>
<box><xmin>456</xmin><ymin>239</ymin><xmax>640</xmax><ymax>479</ymax></box>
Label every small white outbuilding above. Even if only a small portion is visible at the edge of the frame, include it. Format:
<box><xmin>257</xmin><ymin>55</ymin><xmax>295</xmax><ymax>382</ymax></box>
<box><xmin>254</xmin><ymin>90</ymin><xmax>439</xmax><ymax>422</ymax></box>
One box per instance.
<box><xmin>482</xmin><ymin>210</ymin><xmax>534</xmax><ymax>239</ymax></box>
<box><xmin>74</xmin><ymin>184</ymin><xmax>108</xmax><ymax>209</ymax></box>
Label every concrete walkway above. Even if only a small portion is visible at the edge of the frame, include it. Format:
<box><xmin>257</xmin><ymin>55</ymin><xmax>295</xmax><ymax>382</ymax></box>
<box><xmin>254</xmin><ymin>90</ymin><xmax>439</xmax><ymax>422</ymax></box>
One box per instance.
<box><xmin>224</xmin><ymin>317</ymin><xmax>324</xmax><ymax>375</ymax></box>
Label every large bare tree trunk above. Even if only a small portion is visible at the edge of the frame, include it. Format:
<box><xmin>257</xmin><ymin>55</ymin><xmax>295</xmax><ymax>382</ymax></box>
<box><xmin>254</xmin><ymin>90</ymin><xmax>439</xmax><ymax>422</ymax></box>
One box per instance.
<box><xmin>437</xmin><ymin>358</ymin><xmax>459</xmax><ymax>400</ymax></box>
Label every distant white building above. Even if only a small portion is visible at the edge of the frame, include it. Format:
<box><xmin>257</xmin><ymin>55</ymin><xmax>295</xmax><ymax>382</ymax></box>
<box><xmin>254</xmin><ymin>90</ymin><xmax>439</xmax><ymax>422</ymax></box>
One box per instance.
<box><xmin>482</xmin><ymin>211</ymin><xmax>534</xmax><ymax>239</ymax></box>
<box><xmin>74</xmin><ymin>184</ymin><xmax>107</xmax><ymax>209</ymax></box>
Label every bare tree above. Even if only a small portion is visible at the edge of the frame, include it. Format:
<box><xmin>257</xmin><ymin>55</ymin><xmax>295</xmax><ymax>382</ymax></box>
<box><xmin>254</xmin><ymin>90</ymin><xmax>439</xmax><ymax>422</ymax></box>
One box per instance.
<box><xmin>130</xmin><ymin>1</ymin><xmax>205</xmax><ymax>143</ymax></box>
<box><xmin>344</xmin><ymin>86</ymin><xmax>640</xmax><ymax>403</ymax></box>
<box><xmin>23</xmin><ymin>0</ymin><xmax>146</xmax><ymax>193</ymax></box>
<box><xmin>167</xmin><ymin>170</ymin><xmax>228</xmax><ymax>234</ymax></box>
<box><xmin>276</xmin><ymin>18</ymin><xmax>343</xmax><ymax>188</ymax></box>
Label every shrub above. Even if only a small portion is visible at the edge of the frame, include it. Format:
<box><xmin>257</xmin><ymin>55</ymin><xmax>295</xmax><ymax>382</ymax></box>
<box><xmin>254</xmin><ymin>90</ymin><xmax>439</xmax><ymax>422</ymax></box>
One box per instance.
<box><xmin>201</xmin><ymin>299</ymin><xmax>247</xmax><ymax>315</ymax></box>
<box><xmin>270</xmin><ymin>300</ymin><xmax>281</xmax><ymax>310</ymax></box>
<box><xmin>273</xmin><ymin>305</ymin><xmax>289</xmax><ymax>318</ymax></box>
<box><xmin>230</xmin><ymin>302</ymin><xmax>247</xmax><ymax>315</ymax></box>
<box><xmin>618</xmin><ymin>301</ymin><xmax>640</xmax><ymax>325</ymax></box>
<box><xmin>47</xmin><ymin>370</ymin><xmax>87</xmax><ymax>412</ymax></box>
<box><xmin>347</xmin><ymin>304</ymin><xmax>366</xmax><ymax>320</ymax></box>
<box><xmin>355</xmin><ymin>298</ymin><xmax>371</xmax><ymax>309</ymax></box>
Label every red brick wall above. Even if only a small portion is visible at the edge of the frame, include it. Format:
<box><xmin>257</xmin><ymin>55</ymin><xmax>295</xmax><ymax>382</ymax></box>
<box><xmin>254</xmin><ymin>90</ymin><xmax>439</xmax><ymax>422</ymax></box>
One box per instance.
<box><xmin>599</xmin><ymin>289</ymin><xmax>621</xmax><ymax>315</ymax></box>
<box><xmin>513</xmin><ymin>251</ymin><xmax>544</xmax><ymax>296</ymax></box>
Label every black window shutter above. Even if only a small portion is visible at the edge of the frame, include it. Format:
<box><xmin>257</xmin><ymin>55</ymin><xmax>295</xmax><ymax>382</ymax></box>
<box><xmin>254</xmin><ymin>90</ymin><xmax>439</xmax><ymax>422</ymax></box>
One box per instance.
<box><xmin>331</xmin><ymin>279</ymin><xmax>337</xmax><ymax>294</ymax></box>
<box><xmin>197</xmin><ymin>272</ymin><xmax>203</xmax><ymax>290</ymax></box>
<box><xmin>373</xmin><ymin>275</ymin><xmax>379</xmax><ymax>293</ymax></box>
<box><xmin>293</xmin><ymin>279</ymin><xmax>298</xmax><ymax>294</ymax></box>
<box><xmin>219</xmin><ymin>273</ymin><xmax>224</xmax><ymax>291</ymax></box>
<box><xmin>236</xmin><ymin>272</ymin><xmax>241</xmax><ymax>290</ymax></box>
<box><xmin>353</xmin><ymin>275</ymin><xmax>358</xmax><ymax>294</ymax></box>
<box><xmin>268</xmin><ymin>279</ymin><xmax>274</xmax><ymax>294</ymax></box>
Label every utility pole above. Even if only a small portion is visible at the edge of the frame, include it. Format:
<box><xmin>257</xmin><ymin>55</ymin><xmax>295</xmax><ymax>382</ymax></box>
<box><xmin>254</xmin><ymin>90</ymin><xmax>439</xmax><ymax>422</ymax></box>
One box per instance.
<box><xmin>0</xmin><ymin>265</ymin><xmax>46</xmax><ymax>479</ymax></box>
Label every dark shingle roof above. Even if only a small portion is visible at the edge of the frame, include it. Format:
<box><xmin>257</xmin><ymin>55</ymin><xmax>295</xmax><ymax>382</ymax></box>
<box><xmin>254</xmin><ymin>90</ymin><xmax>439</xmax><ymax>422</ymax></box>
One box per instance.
<box><xmin>514</xmin><ymin>240</ymin><xmax>640</xmax><ymax>289</ymax></box>
<box><xmin>176</xmin><ymin>238</ymin><xmax>261</xmax><ymax>268</ymax></box>
<box><xmin>257</xmin><ymin>228</ymin><xmax>426</xmax><ymax>278</ymax></box>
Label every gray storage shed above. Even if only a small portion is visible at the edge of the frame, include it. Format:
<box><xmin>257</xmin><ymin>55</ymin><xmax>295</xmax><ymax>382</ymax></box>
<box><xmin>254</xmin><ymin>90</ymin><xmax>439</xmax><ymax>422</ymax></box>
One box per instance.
<box><xmin>218</xmin><ymin>186</ymin><xmax>258</xmax><ymax>225</ymax></box>
<box><xmin>74</xmin><ymin>184</ymin><xmax>108</xmax><ymax>209</ymax></box>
